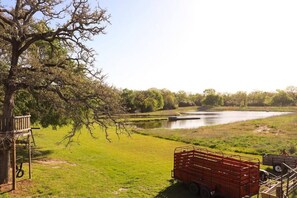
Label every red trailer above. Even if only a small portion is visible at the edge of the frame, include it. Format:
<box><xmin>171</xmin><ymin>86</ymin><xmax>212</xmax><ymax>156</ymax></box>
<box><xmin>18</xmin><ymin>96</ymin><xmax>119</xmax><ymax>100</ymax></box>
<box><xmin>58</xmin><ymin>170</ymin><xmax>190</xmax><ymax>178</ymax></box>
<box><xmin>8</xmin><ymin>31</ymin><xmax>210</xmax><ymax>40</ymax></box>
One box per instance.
<box><xmin>172</xmin><ymin>146</ymin><xmax>260</xmax><ymax>198</ymax></box>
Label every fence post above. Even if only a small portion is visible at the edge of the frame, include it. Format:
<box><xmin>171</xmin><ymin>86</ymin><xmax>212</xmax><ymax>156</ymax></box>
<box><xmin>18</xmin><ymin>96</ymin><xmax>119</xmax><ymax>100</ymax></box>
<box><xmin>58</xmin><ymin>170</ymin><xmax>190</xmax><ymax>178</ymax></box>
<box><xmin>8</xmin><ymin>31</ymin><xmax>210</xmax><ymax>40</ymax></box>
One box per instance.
<box><xmin>12</xmin><ymin>136</ymin><xmax>16</xmax><ymax>190</ymax></box>
<box><xmin>28</xmin><ymin>134</ymin><xmax>32</xmax><ymax>179</ymax></box>
<box><xmin>286</xmin><ymin>171</ymin><xmax>290</xmax><ymax>196</ymax></box>
<box><xmin>276</xmin><ymin>186</ymin><xmax>283</xmax><ymax>198</ymax></box>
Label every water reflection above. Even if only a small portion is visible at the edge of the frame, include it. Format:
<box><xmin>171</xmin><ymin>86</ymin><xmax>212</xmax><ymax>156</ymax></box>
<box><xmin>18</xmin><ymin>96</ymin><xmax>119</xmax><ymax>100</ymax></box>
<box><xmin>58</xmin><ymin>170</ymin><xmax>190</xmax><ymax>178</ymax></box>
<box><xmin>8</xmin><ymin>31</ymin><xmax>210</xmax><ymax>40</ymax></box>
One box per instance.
<box><xmin>203</xmin><ymin>116</ymin><xmax>218</xmax><ymax>125</ymax></box>
<box><xmin>133</xmin><ymin>121</ymin><xmax>164</xmax><ymax>129</ymax></box>
<box><xmin>133</xmin><ymin>111</ymin><xmax>290</xmax><ymax>129</ymax></box>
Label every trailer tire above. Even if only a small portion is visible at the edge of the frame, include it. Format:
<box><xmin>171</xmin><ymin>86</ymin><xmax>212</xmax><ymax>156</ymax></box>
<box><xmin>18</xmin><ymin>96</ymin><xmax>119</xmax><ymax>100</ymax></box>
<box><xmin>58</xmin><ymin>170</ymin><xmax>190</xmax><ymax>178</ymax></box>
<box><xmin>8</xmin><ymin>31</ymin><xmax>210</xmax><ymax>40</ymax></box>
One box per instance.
<box><xmin>273</xmin><ymin>163</ymin><xmax>283</xmax><ymax>173</ymax></box>
<box><xmin>188</xmin><ymin>182</ymin><xmax>199</xmax><ymax>195</ymax></box>
<box><xmin>259</xmin><ymin>170</ymin><xmax>268</xmax><ymax>182</ymax></box>
<box><xmin>200</xmin><ymin>186</ymin><xmax>211</xmax><ymax>198</ymax></box>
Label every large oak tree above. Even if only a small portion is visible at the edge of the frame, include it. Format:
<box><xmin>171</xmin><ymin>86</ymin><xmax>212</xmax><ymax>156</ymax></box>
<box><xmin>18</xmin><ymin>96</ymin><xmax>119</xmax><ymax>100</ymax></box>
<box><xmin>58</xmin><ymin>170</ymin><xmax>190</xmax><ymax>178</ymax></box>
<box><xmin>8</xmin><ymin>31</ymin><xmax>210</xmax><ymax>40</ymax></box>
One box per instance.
<box><xmin>0</xmin><ymin>0</ymin><xmax>124</xmax><ymax>184</ymax></box>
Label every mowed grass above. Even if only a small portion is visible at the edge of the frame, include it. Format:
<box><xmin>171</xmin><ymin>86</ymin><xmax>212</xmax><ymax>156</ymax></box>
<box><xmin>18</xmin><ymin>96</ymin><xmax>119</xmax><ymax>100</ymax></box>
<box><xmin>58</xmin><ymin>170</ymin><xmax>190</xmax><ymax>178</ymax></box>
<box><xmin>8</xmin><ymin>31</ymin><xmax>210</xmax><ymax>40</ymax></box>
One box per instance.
<box><xmin>2</xmin><ymin>107</ymin><xmax>297</xmax><ymax>197</ymax></box>
<box><xmin>2</xmin><ymin>126</ymin><xmax>197</xmax><ymax>198</ymax></box>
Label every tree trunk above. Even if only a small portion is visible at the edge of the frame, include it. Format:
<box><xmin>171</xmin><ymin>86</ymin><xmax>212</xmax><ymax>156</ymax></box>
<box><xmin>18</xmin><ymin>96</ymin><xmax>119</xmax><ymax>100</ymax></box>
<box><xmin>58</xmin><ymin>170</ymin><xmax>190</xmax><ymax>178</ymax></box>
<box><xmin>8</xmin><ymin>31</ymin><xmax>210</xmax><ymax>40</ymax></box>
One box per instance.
<box><xmin>0</xmin><ymin>88</ymin><xmax>15</xmax><ymax>184</ymax></box>
<box><xmin>0</xmin><ymin>150</ymin><xmax>10</xmax><ymax>184</ymax></box>
<box><xmin>3</xmin><ymin>88</ymin><xmax>15</xmax><ymax>120</ymax></box>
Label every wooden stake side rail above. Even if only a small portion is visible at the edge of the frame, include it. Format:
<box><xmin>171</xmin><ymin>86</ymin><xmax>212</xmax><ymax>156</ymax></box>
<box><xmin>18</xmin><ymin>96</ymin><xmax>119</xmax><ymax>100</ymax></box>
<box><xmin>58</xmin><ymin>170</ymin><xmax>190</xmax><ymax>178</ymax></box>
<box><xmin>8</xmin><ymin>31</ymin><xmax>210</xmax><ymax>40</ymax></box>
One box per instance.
<box><xmin>173</xmin><ymin>146</ymin><xmax>260</xmax><ymax>198</ymax></box>
<box><xmin>174</xmin><ymin>154</ymin><xmax>259</xmax><ymax>185</ymax></box>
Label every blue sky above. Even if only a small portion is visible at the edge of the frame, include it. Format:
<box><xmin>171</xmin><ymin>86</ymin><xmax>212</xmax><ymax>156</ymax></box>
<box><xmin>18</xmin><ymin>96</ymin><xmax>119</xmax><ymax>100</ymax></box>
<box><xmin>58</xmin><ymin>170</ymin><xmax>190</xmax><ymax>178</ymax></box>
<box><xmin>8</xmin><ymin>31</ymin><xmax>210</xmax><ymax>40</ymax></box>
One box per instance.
<box><xmin>90</xmin><ymin>0</ymin><xmax>297</xmax><ymax>93</ymax></box>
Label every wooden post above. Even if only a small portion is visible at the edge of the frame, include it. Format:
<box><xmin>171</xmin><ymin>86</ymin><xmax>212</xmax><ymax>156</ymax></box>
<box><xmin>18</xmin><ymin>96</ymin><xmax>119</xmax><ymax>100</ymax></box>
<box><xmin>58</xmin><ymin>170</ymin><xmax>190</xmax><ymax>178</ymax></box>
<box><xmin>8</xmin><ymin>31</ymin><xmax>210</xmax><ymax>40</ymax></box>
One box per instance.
<box><xmin>286</xmin><ymin>171</ymin><xmax>290</xmax><ymax>196</ymax></box>
<box><xmin>28</xmin><ymin>135</ymin><xmax>32</xmax><ymax>179</ymax></box>
<box><xmin>12</xmin><ymin>136</ymin><xmax>16</xmax><ymax>190</ymax></box>
<box><xmin>276</xmin><ymin>186</ymin><xmax>282</xmax><ymax>198</ymax></box>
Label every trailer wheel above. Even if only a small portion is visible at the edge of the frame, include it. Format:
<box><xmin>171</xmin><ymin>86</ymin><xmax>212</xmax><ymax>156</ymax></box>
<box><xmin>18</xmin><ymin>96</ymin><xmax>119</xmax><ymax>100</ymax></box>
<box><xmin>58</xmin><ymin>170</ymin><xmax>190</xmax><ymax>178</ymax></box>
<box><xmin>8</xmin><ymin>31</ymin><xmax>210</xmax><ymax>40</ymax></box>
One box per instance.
<box><xmin>273</xmin><ymin>164</ymin><xmax>283</xmax><ymax>173</ymax></box>
<box><xmin>200</xmin><ymin>186</ymin><xmax>211</xmax><ymax>198</ymax></box>
<box><xmin>188</xmin><ymin>182</ymin><xmax>199</xmax><ymax>195</ymax></box>
<box><xmin>259</xmin><ymin>170</ymin><xmax>268</xmax><ymax>182</ymax></box>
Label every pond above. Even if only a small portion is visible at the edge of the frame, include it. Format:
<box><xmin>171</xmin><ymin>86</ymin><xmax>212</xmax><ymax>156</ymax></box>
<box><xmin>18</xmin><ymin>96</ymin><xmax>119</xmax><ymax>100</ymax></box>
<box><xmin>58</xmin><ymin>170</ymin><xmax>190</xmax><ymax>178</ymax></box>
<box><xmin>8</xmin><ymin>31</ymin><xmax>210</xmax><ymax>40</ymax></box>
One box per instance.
<box><xmin>133</xmin><ymin>111</ymin><xmax>290</xmax><ymax>129</ymax></box>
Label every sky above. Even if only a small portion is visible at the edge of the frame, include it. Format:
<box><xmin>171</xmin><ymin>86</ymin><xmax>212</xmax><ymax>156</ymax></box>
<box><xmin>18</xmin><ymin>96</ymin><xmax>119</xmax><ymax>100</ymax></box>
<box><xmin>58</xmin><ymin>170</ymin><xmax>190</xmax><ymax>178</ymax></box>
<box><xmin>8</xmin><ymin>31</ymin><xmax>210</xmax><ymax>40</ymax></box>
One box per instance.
<box><xmin>89</xmin><ymin>0</ymin><xmax>297</xmax><ymax>94</ymax></box>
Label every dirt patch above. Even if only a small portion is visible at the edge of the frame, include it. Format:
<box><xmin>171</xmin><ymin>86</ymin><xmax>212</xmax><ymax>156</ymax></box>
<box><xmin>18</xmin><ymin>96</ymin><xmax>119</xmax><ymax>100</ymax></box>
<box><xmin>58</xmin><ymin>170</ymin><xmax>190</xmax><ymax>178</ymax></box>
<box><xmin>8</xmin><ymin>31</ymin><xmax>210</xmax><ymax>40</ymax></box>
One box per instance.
<box><xmin>255</xmin><ymin>125</ymin><xmax>271</xmax><ymax>133</ymax></box>
<box><xmin>113</xmin><ymin>187</ymin><xmax>128</xmax><ymax>195</ymax></box>
<box><xmin>35</xmin><ymin>159</ymin><xmax>76</xmax><ymax>166</ymax></box>
<box><xmin>254</xmin><ymin>125</ymin><xmax>284</xmax><ymax>134</ymax></box>
<box><xmin>0</xmin><ymin>179</ymin><xmax>33</xmax><ymax>195</ymax></box>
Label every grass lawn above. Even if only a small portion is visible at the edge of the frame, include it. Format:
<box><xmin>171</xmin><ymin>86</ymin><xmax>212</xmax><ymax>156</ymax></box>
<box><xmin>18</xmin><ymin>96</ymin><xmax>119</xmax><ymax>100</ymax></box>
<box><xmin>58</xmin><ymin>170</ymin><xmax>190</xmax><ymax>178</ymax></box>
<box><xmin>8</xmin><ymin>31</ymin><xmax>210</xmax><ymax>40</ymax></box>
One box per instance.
<box><xmin>1</xmin><ymin>107</ymin><xmax>297</xmax><ymax>197</ymax></box>
<box><xmin>1</xmin><ymin>126</ymin><xmax>197</xmax><ymax>198</ymax></box>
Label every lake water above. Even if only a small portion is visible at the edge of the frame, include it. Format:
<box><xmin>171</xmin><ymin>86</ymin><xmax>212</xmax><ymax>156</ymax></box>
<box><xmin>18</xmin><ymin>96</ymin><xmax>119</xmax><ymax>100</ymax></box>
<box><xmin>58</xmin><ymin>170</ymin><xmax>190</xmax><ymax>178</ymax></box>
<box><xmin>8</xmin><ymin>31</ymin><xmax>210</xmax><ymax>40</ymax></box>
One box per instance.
<box><xmin>134</xmin><ymin>111</ymin><xmax>290</xmax><ymax>129</ymax></box>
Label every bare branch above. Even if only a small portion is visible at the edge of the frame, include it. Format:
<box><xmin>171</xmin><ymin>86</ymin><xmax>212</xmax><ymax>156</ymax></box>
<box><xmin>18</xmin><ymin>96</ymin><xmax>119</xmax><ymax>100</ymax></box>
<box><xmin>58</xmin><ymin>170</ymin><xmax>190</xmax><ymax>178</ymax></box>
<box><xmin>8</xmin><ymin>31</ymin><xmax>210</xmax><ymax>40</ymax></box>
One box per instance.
<box><xmin>0</xmin><ymin>0</ymin><xmax>127</xmax><ymax>146</ymax></box>
<box><xmin>0</xmin><ymin>12</ymin><xmax>13</xmax><ymax>25</ymax></box>
<box><xmin>0</xmin><ymin>35</ymin><xmax>12</xmax><ymax>43</ymax></box>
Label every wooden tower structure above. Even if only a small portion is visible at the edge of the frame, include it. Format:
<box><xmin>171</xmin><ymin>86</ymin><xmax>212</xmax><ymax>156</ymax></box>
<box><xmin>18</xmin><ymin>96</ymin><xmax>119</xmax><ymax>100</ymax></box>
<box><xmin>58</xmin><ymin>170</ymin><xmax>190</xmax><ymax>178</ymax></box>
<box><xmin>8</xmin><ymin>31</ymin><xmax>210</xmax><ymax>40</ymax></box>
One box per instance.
<box><xmin>0</xmin><ymin>115</ymin><xmax>32</xmax><ymax>190</ymax></box>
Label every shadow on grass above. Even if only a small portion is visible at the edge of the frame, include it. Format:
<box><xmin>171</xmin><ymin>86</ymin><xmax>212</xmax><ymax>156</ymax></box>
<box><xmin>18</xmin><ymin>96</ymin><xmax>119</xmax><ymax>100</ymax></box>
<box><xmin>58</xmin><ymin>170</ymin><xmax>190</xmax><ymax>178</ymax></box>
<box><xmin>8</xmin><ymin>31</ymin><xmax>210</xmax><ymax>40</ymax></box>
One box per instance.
<box><xmin>155</xmin><ymin>180</ymin><xmax>197</xmax><ymax>198</ymax></box>
<box><xmin>0</xmin><ymin>144</ymin><xmax>52</xmax><ymax>194</ymax></box>
<box><xmin>32</xmin><ymin>148</ymin><xmax>53</xmax><ymax>159</ymax></box>
<box><xmin>16</xmin><ymin>145</ymin><xmax>53</xmax><ymax>163</ymax></box>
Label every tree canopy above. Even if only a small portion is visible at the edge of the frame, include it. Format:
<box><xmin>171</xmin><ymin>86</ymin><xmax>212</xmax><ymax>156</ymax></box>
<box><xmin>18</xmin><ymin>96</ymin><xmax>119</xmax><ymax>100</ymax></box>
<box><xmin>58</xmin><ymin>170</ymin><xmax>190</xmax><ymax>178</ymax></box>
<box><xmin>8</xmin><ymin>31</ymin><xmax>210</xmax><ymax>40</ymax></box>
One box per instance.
<box><xmin>0</xmin><ymin>0</ymin><xmax>125</xmax><ymax>135</ymax></box>
<box><xmin>201</xmin><ymin>89</ymin><xmax>223</xmax><ymax>107</ymax></box>
<box><xmin>0</xmin><ymin>0</ymin><xmax>125</xmax><ymax>184</ymax></box>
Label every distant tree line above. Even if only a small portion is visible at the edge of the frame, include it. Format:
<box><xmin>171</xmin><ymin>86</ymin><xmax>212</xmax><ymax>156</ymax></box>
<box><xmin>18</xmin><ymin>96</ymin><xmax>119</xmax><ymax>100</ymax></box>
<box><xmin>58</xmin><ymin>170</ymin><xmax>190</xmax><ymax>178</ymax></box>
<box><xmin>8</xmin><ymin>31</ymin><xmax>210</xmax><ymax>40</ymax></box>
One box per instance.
<box><xmin>1</xmin><ymin>86</ymin><xmax>297</xmax><ymax>116</ymax></box>
<box><xmin>120</xmin><ymin>86</ymin><xmax>297</xmax><ymax>113</ymax></box>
